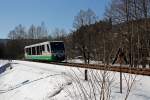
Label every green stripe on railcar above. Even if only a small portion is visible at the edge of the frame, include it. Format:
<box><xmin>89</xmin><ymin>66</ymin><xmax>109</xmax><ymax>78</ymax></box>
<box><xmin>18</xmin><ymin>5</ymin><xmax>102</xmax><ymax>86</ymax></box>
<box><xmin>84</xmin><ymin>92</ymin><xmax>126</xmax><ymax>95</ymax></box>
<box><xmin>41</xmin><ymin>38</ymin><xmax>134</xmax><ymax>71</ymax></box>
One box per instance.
<box><xmin>25</xmin><ymin>55</ymin><xmax>57</xmax><ymax>61</ymax></box>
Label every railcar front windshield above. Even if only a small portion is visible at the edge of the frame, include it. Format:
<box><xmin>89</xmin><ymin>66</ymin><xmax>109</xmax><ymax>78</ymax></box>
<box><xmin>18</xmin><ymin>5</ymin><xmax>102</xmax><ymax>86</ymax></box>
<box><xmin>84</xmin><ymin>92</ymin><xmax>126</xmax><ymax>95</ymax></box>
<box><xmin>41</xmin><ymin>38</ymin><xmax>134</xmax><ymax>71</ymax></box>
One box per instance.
<box><xmin>50</xmin><ymin>42</ymin><xmax>64</xmax><ymax>53</ymax></box>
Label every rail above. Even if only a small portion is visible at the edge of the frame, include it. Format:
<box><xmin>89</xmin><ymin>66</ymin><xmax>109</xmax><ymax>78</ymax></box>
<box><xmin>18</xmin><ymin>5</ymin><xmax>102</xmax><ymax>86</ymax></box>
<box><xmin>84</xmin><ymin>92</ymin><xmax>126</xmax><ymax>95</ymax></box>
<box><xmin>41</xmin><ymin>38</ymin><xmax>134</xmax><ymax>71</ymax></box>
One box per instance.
<box><xmin>24</xmin><ymin>60</ymin><xmax>150</xmax><ymax>76</ymax></box>
<box><xmin>46</xmin><ymin>62</ymin><xmax>150</xmax><ymax>76</ymax></box>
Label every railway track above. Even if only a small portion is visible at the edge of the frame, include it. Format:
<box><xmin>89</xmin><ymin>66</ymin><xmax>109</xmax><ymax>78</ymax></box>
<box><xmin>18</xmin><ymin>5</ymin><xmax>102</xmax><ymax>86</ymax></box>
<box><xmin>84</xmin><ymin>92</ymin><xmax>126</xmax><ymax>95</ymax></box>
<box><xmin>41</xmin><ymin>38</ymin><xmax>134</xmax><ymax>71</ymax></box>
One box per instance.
<box><xmin>24</xmin><ymin>60</ymin><xmax>150</xmax><ymax>76</ymax></box>
<box><xmin>48</xmin><ymin>62</ymin><xmax>150</xmax><ymax>76</ymax></box>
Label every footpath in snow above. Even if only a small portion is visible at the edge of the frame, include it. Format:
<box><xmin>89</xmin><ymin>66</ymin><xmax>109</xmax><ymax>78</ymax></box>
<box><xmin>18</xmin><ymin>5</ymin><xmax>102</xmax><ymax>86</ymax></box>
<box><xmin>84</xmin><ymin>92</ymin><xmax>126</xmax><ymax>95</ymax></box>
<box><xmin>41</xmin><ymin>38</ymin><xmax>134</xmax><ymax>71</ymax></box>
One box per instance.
<box><xmin>0</xmin><ymin>60</ymin><xmax>150</xmax><ymax>100</ymax></box>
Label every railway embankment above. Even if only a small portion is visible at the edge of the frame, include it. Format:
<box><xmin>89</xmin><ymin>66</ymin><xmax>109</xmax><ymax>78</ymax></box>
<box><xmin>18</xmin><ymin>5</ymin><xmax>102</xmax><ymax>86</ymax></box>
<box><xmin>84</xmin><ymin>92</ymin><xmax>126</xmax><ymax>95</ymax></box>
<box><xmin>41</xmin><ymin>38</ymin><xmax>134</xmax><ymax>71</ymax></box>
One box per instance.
<box><xmin>0</xmin><ymin>62</ymin><xmax>11</xmax><ymax>74</ymax></box>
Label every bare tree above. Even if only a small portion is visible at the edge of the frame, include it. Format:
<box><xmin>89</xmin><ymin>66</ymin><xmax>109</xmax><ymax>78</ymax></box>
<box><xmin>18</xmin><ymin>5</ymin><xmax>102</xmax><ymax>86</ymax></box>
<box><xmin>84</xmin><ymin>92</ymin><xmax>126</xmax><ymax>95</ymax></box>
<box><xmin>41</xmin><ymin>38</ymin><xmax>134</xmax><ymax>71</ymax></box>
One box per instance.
<box><xmin>40</xmin><ymin>22</ymin><xmax>48</xmax><ymax>39</ymax></box>
<box><xmin>72</xmin><ymin>9</ymin><xmax>98</xmax><ymax>80</ymax></box>
<box><xmin>8</xmin><ymin>24</ymin><xmax>27</xmax><ymax>39</ymax></box>
<box><xmin>8</xmin><ymin>30</ymin><xmax>17</xmax><ymax>40</ymax></box>
<box><xmin>51</xmin><ymin>28</ymin><xmax>67</xmax><ymax>41</ymax></box>
<box><xmin>73</xmin><ymin>9</ymin><xmax>97</xmax><ymax>29</ymax></box>
<box><xmin>28</xmin><ymin>24</ymin><xmax>37</xmax><ymax>39</ymax></box>
<box><xmin>66</xmin><ymin>68</ymin><xmax>115</xmax><ymax>100</ymax></box>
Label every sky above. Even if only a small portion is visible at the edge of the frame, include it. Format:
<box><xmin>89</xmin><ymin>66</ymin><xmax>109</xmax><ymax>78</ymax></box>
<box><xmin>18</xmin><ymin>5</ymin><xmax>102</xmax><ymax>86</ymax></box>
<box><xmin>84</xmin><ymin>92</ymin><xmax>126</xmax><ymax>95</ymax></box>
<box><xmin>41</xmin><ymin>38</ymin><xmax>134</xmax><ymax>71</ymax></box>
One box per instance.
<box><xmin>0</xmin><ymin>0</ymin><xmax>110</xmax><ymax>39</ymax></box>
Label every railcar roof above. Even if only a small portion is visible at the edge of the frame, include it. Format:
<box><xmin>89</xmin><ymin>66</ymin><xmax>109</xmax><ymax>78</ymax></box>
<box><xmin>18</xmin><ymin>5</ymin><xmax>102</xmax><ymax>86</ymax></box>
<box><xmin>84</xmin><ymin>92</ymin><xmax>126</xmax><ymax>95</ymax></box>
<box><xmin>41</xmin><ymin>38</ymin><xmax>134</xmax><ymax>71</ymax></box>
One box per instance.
<box><xmin>25</xmin><ymin>41</ymin><xmax>63</xmax><ymax>48</ymax></box>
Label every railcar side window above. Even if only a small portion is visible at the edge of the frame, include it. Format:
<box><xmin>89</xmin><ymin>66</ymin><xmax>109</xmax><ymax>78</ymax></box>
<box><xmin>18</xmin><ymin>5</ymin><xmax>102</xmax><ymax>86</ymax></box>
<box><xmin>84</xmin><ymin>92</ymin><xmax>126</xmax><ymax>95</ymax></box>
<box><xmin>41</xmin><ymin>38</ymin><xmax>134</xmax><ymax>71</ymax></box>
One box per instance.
<box><xmin>26</xmin><ymin>48</ymin><xmax>29</xmax><ymax>55</ymax></box>
<box><xmin>27</xmin><ymin>48</ymin><xmax>30</xmax><ymax>55</ymax></box>
<box><xmin>29</xmin><ymin>48</ymin><xmax>31</xmax><ymax>55</ymax></box>
<box><xmin>26</xmin><ymin>48</ymin><xmax>31</xmax><ymax>55</ymax></box>
<box><xmin>42</xmin><ymin>45</ymin><xmax>45</xmax><ymax>51</ymax></box>
<box><xmin>37</xmin><ymin>46</ymin><xmax>40</xmax><ymax>55</ymax></box>
<box><xmin>27</xmin><ymin>48</ymin><xmax>29</xmax><ymax>54</ymax></box>
<box><xmin>47</xmin><ymin>44</ymin><xmax>50</xmax><ymax>52</ymax></box>
<box><xmin>32</xmin><ymin>47</ymin><xmax>36</xmax><ymax>55</ymax></box>
<box><xmin>40</xmin><ymin>46</ymin><xmax>42</xmax><ymax>54</ymax></box>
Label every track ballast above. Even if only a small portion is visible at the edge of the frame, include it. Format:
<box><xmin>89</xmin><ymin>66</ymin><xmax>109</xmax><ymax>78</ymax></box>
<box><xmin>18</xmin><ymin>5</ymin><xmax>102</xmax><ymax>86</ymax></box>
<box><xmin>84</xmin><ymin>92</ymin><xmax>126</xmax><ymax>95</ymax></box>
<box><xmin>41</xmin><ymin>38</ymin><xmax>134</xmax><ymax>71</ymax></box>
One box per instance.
<box><xmin>32</xmin><ymin>61</ymin><xmax>150</xmax><ymax>76</ymax></box>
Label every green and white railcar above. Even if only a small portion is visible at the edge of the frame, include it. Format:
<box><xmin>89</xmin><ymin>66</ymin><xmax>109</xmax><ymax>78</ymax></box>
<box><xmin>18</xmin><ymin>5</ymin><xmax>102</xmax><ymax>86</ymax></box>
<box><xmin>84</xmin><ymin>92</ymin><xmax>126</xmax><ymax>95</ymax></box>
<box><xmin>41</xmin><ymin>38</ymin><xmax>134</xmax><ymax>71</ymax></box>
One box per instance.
<box><xmin>24</xmin><ymin>41</ymin><xmax>65</xmax><ymax>61</ymax></box>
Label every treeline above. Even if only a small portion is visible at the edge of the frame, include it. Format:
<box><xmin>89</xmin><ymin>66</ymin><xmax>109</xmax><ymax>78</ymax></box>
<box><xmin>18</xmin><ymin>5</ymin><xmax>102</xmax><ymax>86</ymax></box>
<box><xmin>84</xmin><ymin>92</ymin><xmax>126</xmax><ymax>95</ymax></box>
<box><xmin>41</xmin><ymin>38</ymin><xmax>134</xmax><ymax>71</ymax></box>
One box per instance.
<box><xmin>8</xmin><ymin>22</ymin><xmax>48</xmax><ymax>39</ymax></box>
<box><xmin>7</xmin><ymin>22</ymin><xmax>67</xmax><ymax>40</ymax></box>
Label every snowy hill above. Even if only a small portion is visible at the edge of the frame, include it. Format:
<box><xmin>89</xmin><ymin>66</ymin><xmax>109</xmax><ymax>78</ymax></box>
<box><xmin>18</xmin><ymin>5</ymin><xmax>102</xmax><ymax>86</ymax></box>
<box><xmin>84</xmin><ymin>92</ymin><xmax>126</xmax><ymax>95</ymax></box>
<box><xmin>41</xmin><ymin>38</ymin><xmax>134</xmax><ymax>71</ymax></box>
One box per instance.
<box><xmin>0</xmin><ymin>60</ymin><xmax>150</xmax><ymax>100</ymax></box>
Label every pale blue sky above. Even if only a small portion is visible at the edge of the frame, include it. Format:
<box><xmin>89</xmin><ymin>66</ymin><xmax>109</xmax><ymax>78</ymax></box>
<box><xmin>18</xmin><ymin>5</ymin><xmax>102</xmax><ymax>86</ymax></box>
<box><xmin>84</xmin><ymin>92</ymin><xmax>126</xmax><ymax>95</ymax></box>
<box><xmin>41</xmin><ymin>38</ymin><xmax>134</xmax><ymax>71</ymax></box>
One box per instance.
<box><xmin>0</xmin><ymin>0</ymin><xmax>110</xmax><ymax>38</ymax></box>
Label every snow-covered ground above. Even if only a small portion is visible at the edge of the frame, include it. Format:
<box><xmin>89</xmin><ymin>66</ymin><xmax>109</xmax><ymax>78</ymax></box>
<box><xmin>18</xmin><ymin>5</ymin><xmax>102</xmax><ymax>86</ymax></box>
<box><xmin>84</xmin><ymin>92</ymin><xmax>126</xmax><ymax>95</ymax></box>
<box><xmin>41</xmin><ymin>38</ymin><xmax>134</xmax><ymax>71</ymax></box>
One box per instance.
<box><xmin>0</xmin><ymin>60</ymin><xmax>150</xmax><ymax>100</ymax></box>
<box><xmin>0</xmin><ymin>60</ymin><xmax>9</xmax><ymax>67</ymax></box>
<box><xmin>67</xmin><ymin>59</ymin><xmax>102</xmax><ymax>64</ymax></box>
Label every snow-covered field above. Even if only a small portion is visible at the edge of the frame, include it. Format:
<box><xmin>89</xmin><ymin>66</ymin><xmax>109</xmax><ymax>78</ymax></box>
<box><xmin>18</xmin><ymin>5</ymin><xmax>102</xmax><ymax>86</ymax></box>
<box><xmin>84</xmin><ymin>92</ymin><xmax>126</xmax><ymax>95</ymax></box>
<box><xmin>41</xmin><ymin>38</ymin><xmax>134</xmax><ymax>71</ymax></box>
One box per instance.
<box><xmin>0</xmin><ymin>60</ymin><xmax>150</xmax><ymax>100</ymax></box>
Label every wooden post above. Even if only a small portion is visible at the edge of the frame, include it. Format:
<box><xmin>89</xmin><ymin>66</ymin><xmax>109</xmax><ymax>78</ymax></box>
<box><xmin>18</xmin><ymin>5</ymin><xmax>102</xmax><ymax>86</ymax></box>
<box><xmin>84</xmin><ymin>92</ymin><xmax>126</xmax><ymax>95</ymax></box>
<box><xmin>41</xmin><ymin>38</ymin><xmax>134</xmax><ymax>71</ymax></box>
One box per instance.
<box><xmin>112</xmin><ymin>48</ymin><xmax>126</xmax><ymax>93</ymax></box>
<box><xmin>119</xmin><ymin>48</ymin><xmax>123</xmax><ymax>93</ymax></box>
<box><xmin>120</xmin><ymin>63</ymin><xmax>122</xmax><ymax>93</ymax></box>
<box><xmin>85</xmin><ymin>69</ymin><xmax>88</xmax><ymax>81</ymax></box>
